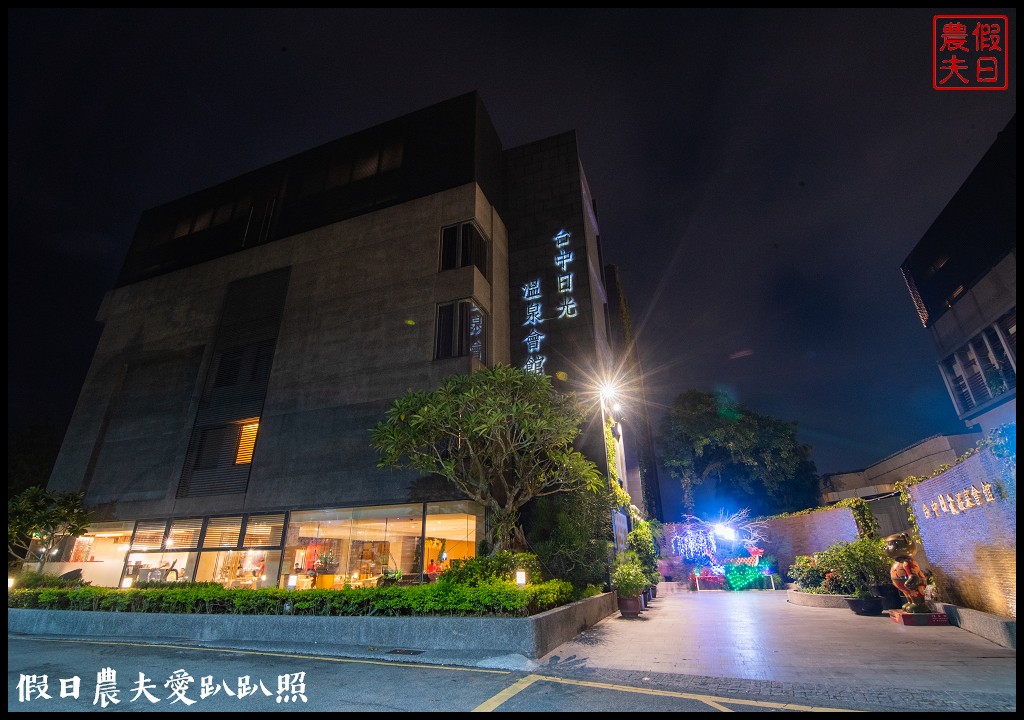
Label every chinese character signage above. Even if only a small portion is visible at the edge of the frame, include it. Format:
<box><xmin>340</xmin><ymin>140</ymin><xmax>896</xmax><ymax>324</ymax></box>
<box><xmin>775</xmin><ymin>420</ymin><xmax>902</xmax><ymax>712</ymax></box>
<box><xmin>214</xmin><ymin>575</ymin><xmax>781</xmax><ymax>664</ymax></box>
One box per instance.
<box><xmin>521</xmin><ymin>228</ymin><xmax>579</xmax><ymax>375</ymax></box>
<box><xmin>933</xmin><ymin>15</ymin><xmax>1009</xmax><ymax>90</ymax></box>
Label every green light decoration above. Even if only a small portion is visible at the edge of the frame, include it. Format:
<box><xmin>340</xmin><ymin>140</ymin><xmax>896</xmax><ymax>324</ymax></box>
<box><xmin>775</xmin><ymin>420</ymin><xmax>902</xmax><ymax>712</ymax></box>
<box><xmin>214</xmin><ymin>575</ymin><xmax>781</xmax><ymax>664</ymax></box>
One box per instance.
<box><xmin>724</xmin><ymin>562</ymin><xmax>772</xmax><ymax>590</ymax></box>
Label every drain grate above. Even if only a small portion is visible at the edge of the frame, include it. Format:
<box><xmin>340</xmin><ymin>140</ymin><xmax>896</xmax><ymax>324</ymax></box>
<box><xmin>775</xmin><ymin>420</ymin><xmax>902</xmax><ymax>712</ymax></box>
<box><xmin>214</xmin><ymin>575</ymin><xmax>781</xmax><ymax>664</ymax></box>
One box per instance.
<box><xmin>386</xmin><ymin>648</ymin><xmax>425</xmax><ymax>655</ymax></box>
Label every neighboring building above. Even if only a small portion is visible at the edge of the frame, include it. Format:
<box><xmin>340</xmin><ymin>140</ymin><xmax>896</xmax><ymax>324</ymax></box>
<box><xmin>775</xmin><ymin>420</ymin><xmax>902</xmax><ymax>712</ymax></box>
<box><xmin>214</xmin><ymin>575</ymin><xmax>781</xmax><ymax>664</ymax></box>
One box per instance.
<box><xmin>42</xmin><ymin>93</ymin><xmax>647</xmax><ymax>588</ymax></box>
<box><xmin>901</xmin><ymin>114</ymin><xmax>1016</xmax><ymax>436</ymax></box>
<box><xmin>604</xmin><ymin>264</ymin><xmax>663</xmax><ymax>521</ymax></box>
<box><xmin>821</xmin><ymin>432</ymin><xmax>982</xmax><ymax>538</ymax></box>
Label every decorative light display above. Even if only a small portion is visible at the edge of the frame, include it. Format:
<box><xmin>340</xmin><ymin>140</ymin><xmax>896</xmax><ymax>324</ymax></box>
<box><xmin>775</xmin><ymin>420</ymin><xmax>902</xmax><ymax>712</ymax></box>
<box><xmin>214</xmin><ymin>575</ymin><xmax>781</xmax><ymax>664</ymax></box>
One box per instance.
<box><xmin>671</xmin><ymin>521</ymin><xmax>717</xmax><ymax>564</ymax></box>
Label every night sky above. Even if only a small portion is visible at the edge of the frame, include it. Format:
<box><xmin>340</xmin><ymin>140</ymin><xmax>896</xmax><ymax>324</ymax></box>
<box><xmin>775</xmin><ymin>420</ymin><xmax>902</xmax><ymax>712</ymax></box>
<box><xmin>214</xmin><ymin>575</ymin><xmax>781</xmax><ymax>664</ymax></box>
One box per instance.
<box><xmin>8</xmin><ymin>9</ymin><xmax>1016</xmax><ymax>516</ymax></box>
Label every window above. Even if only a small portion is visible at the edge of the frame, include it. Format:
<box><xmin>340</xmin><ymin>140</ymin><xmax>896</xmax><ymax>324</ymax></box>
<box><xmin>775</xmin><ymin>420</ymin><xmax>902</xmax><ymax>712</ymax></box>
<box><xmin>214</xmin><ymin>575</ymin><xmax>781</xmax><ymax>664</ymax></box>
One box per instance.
<box><xmin>940</xmin><ymin>310</ymin><xmax>1017</xmax><ymax>416</ymax></box>
<box><xmin>435</xmin><ymin>300</ymin><xmax>485</xmax><ymax>362</ymax></box>
<box><xmin>235</xmin><ymin>420</ymin><xmax>260</xmax><ymax>465</ymax></box>
<box><xmin>214</xmin><ymin>349</ymin><xmax>244</xmax><ymax>388</ymax></box>
<box><xmin>439</xmin><ymin>222</ymin><xmax>488</xmax><ymax>277</ymax></box>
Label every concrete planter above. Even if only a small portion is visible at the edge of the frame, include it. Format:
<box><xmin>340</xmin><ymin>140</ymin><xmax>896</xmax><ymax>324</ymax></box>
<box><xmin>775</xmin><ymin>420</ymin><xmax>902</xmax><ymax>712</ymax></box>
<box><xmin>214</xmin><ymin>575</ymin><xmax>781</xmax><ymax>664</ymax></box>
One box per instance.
<box><xmin>786</xmin><ymin>589</ymin><xmax>850</xmax><ymax>608</ymax></box>
<box><xmin>8</xmin><ymin>591</ymin><xmax>618</xmax><ymax>660</ymax></box>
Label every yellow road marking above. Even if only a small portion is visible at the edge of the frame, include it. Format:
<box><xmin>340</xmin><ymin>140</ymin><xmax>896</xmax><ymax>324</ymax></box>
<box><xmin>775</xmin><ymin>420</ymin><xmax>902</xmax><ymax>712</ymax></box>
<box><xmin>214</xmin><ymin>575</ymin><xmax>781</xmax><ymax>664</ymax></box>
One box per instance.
<box><xmin>473</xmin><ymin>674</ymin><xmax>863</xmax><ymax>712</ymax></box>
<box><xmin>472</xmin><ymin>674</ymin><xmax>544</xmax><ymax>712</ymax></box>
<box><xmin>25</xmin><ymin>637</ymin><xmax>862</xmax><ymax>711</ymax></box>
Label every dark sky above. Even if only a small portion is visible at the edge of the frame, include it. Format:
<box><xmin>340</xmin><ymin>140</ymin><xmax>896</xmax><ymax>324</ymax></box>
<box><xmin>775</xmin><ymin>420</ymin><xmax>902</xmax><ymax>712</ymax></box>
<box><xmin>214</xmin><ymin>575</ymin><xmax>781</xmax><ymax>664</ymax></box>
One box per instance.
<box><xmin>7</xmin><ymin>9</ymin><xmax>1016</xmax><ymax>509</ymax></box>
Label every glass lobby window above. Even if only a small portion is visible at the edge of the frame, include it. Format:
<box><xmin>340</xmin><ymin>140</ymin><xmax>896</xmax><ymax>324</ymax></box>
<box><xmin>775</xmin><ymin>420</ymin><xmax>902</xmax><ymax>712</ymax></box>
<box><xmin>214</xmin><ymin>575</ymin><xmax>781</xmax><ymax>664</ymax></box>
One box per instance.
<box><xmin>194</xmin><ymin>549</ymin><xmax>281</xmax><ymax>589</ymax></box>
<box><xmin>121</xmin><ymin>518</ymin><xmax>198</xmax><ymax>586</ymax></box>
<box><xmin>282</xmin><ymin>505</ymin><xmax>423</xmax><ymax>590</ymax></box>
<box><xmin>38</xmin><ymin>521</ymin><xmax>134</xmax><ymax>588</ymax></box>
<box><xmin>423</xmin><ymin>501</ymin><xmax>484</xmax><ymax>578</ymax></box>
<box><xmin>191</xmin><ymin>514</ymin><xmax>283</xmax><ymax>589</ymax></box>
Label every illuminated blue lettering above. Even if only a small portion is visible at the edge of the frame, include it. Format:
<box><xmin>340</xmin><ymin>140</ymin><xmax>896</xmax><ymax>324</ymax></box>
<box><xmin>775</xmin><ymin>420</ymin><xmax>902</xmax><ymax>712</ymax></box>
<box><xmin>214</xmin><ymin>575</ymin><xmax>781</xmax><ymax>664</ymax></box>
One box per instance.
<box><xmin>523</xmin><ymin>355</ymin><xmax>548</xmax><ymax>374</ymax></box>
<box><xmin>556</xmin><ymin>273</ymin><xmax>573</xmax><ymax>294</ymax></box>
<box><xmin>554</xmin><ymin>250</ymin><xmax>574</xmax><ymax>272</ymax></box>
<box><xmin>523</xmin><ymin>303</ymin><xmax>543</xmax><ymax>326</ymax></box>
<box><xmin>523</xmin><ymin>329</ymin><xmax>545</xmax><ymax>353</ymax></box>
<box><xmin>556</xmin><ymin>297</ymin><xmax>578</xmax><ymax>319</ymax></box>
<box><xmin>522</xmin><ymin>279</ymin><xmax>542</xmax><ymax>301</ymax></box>
<box><xmin>553</xmin><ymin>230</ymin><xmax>572</xmax><ymax>248</ymax></box>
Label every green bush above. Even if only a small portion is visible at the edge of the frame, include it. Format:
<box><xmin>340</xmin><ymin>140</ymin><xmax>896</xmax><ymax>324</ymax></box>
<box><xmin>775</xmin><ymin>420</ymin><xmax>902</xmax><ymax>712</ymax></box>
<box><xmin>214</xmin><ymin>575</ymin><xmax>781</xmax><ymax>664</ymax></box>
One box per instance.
<box><xmin>787</xmin><ymin>555</ymin><xmax>826</xmax><ymax>588</ymax></box>
<box><xmin>522</xmin><ymin>489</ymin><xmax>612</xmax><ymax>590</ymax></box>
<box><xmin>789</xmin><ymin>537</ymin><xmax>890</xmax><ymax>595</ymax></box>
<box><xmin>627</xmin><ymin>521</ymin><xmax>660</xmax><ymax>582</ymax></box>
<box><xmin>611</xmin><ymin>557</ymin><xmax>647</xmax><ymax>597</ymax></box>
<box><xmin>10</xmin><ymin>570</ymin><xmax>91</xmax><ymax>589</ymax></box>
<box><xmin>440</xmin><ymin>551</ymin><xmax>543</xmax><ymax>586</ymax></box>
<box><xmin>7</xmin><ymin>577</ymin><xmax>577</xmax><ymax>618</ymax></box>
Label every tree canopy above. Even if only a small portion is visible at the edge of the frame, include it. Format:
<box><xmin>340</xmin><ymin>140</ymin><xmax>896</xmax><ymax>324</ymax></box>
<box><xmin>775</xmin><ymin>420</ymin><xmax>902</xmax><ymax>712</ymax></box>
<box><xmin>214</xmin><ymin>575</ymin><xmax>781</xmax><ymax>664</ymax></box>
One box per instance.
<box><xmin>371</xmin><ymin>365</ymin><xmax>604</xmax><ymax>553</ymax></box>
<box><xmin>8</xmin><ymin>486</ymin><xmax>91</xmax><ymax>570</ymax></box>
<box><xmin>658</xmin><ymin>389</ymin><xmax>819</xmax><ymax>516</ymax></box>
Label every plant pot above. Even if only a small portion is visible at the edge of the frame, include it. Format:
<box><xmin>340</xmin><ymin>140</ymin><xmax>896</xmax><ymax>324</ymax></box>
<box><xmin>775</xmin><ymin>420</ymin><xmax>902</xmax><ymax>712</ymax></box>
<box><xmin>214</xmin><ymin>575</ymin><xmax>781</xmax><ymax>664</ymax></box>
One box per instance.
<box><xmin>872</xmin><ymin>583</ymin><xmax>903</xmax><ymax>610</ymax></box>
<box><xmin>642</xmin><ymin>588</ymin><xmax>652</xmax><ymax>606</ymax></box>
<box><xmin>617</xmin><ymin>595</ymin><xmax>642</xmax><ymax>618</ymax></box>
<box><xmin>650</xmin><ymin>585</ymin><xmax>658</xmax><ymax>599</ymax></box>
<box><xmin>844</xmin><ymin>596</ymin><xmax>884</xmax><ymax>615</ymax></box>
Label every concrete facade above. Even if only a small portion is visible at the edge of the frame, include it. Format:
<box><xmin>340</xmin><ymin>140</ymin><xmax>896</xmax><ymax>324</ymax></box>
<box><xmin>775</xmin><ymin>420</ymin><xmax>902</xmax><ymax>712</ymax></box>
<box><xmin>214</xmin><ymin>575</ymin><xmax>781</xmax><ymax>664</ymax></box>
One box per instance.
<box><xmin>822</xmin><ymin>433</ymin><xmax>982</xmax><ymax>503</ymax></box>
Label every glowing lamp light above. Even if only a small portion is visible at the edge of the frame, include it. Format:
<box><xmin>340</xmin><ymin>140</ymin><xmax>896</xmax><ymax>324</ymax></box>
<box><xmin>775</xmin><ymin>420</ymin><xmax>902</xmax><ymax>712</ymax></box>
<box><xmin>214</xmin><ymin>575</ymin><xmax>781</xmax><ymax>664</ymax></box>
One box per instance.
<box><xmin>515</xmin><ymin>570</ymin><xmax>527</xmax><ymax>587</ymax></box>
<box><xmin>121</xmin><ymin>578</ymin><xmax>133</xmax><ymax>589</ymax></box>
<box><xmin>713</xmin><ymin>524</ymin><xmax>736</xmax><ymax>541</ymax></box>
<box><xmin>287</xmin><ymin>575</ymin><xmax>298</xmax><ymax>588</ymax></box>
<box><xmin>8</xmin><ymin>577</ymin><xmax>14</xmax><ymax>589</ymax></box>
<box><xmin>599</xmin><ymin>384</ymin><xmax>617</xmax><ymax>402</ymax></box>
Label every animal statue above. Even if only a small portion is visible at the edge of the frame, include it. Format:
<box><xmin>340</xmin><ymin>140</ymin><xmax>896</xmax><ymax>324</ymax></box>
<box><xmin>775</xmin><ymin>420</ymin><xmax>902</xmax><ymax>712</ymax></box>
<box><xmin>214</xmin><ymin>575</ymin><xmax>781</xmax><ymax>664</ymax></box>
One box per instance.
<box><xmin>883</xmin><ymin>533</ymin><xmax>930</xmax><ymax>613</ymax></box>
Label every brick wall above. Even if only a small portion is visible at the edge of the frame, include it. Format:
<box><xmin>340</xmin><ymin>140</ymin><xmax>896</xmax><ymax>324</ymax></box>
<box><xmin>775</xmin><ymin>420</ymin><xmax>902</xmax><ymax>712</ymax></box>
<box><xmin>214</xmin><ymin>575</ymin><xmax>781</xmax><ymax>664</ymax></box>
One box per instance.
<box><xmin>908</xmin><ymin>448</ymin><xmax>1016</xmax><ymax>619</ymax></box>
<box><xmin>660</xmin><ymin>509</ymin><xmax>859</xmax><ymax>581</ymax></box>
<box><xmin>762</xmin><ymin>508</ymin><xmax>860</xmax><ymax>579</ymax></box>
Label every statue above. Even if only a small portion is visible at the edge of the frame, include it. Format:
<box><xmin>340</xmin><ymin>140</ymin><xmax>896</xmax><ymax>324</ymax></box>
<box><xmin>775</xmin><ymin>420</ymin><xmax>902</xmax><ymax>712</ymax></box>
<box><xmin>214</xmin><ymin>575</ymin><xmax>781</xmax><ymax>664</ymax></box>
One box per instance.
<box><xmin>883</xmin><ymin>533</ymin><xmax>930</xmax><ymax>613</ymax></box>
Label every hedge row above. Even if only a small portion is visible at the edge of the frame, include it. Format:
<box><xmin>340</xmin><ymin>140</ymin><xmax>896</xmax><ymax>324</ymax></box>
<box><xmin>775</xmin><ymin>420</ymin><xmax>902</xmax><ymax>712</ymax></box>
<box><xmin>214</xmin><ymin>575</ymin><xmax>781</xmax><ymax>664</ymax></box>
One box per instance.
<box><xmin>8</xmin><ymin>578</ymin><xmax>576</xmax><ymax>617</ymax></box>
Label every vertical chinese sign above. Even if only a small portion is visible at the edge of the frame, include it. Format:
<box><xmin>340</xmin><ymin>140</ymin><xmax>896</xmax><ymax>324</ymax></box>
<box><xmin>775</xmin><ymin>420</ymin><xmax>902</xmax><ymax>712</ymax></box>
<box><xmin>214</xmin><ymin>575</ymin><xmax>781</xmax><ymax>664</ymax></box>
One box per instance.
<box><xmin>521</xmin><ymin>228</ymin><xmax>579</xmax><ymax>375</ymax></box>
<box><xmin>933</xmin><ymin>15</ymin><xmax>1009</xmax><ymax>90</ymax></box>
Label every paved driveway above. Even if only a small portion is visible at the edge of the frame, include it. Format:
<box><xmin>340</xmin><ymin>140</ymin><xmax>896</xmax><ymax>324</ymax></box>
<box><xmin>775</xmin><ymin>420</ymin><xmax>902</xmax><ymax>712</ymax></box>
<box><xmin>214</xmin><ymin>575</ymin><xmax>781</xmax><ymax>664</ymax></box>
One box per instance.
<box><xmin>535</xmin><ymin>584</ymin><xmax>1015</xmax><ymax>710</ymax></box>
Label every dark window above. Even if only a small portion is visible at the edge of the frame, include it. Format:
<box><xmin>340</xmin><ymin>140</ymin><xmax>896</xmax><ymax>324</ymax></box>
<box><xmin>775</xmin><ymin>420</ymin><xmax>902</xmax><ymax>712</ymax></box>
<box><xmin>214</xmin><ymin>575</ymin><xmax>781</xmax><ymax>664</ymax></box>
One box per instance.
<box><xmin>214</xmin><ymin>350</ymin><xmax>244</xmax><ymax>388</ymax></box>
<box><xmin>195</xmin><ymin>426</ymin><xmax>233</xmax><ymax>469</ymax></box>
<box><xmin>439</xmin><ymin>222</ymin><xmax>488</xmax><ymax>277</ymax></box>
<box><xmin>435</xmin><ymin>300</ymin><xmax>485</xmax><ymax>362</ymax></box>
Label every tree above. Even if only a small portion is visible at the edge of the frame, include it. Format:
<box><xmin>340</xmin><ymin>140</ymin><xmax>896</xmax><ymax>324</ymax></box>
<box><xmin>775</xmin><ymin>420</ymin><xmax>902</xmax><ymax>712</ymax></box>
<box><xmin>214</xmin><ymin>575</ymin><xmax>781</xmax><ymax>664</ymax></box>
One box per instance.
<box><xmin>8</xmin><ymin>486</ymin><xmax>91</xmax><ymax>571</ymax></box>
<box><xmin>371</xmin><ymin>365</ymin><xmax>604</xmax><ymax>553</ymax></box>
<box><xmin>658</xmin><ymin>389</ymin><xmax>819</xmax><ymax>516</ymax></box>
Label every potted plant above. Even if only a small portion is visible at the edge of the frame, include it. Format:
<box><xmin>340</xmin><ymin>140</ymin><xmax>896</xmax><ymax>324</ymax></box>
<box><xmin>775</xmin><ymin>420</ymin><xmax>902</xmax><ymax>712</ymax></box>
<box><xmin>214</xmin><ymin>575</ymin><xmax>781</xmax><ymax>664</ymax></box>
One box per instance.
<box><xmin>612</xmin><ymin>558</ymin><xmax>648</xmax><ymax>618</ymax></box>
<box><xmin>844</xmin><ymin>588</ymin><xmax>884</xmax><ymax>615</ymax></box>
<box><xmin>816</xmin><ymin>537</ymin><xmax>890</xmax><ymax>615</ymax></box>
<box><xmin>647</xmin><ymin>571</ymin><xmax>661</xmax><ymax>598</ymax></box>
